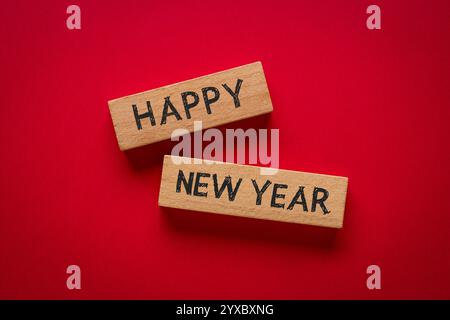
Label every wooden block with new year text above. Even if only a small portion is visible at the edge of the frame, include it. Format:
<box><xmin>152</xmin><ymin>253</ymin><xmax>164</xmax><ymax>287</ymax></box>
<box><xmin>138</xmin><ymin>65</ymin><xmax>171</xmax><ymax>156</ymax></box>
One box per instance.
<box><xmin>108</xmin><ymin>62</ymin><xmax>273</xmax><ymax>150</ymax></box>
<box><xmin>158</xmin><ymin>156</ymin><xmax>348</xmax><ymax>228</ymax></box>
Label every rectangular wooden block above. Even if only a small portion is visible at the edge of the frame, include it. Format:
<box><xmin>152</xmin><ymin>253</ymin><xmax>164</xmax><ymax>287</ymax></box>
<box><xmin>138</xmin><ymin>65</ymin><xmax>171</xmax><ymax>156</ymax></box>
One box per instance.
<box><xmin>159</xmin><ymin>156</ymin><xmax>348</xmax><ymax>228</ymax></box>
<box><xmin>108</xmin><ymin>62</ymin><xmax>273</xmax><ymax>150</ymax></box>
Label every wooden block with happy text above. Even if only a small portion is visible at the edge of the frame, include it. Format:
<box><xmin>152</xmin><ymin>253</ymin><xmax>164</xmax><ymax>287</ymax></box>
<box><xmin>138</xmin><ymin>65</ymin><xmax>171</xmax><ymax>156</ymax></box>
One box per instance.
<box><xmin>108</xmin><ymin>62</ymin><xmax>273</xmax><ymax>150</ymax></box>
<box><xmin>159</xmin><ymin>156</ymin><xmax>348</xmax><ymax>228</ymax></box>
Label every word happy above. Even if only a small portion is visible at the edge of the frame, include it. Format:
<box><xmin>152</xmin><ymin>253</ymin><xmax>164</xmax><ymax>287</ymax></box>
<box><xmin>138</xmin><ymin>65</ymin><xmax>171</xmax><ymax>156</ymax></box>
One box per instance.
<box><xmin>133</xmin><ymin>79</ymin><xmax>243</xmax><ymax>129</ymax></box>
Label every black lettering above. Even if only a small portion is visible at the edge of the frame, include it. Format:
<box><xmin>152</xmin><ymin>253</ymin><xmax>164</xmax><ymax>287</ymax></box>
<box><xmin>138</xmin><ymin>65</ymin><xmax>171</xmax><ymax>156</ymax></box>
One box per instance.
<box><xmin>181</xmin><ymin>91</ymin><xmax>199</xmax><ymax>119</ymax></box>
<box><xmin>251</xmin><ymin>179</ymin><xmax>272</xmax><ymax>205</ymax></box>
<box><xmin>312</xmin><ymin>187</ymin><xmax>330</xmax><ymax>214</ymax></box>
<box><xmin>201</xmin><ymin>87</ymin><xmax>220</xmax><ymax>114</ymax></box>
<box><xmin>213</xmin><ymin>174</ymin><xmax>242</xmax><ymax>201</ymax></box>
<box><xmin>193</xmin><ymin>172</ymin><xmax>210</xmax><ymax>197</ymax></box>
<box><xmin>222</xmin><ymin>79</ymin><xmax>243</xmax><ymax>108</ymax></box>
<box><xmin>271</xmin><ymin>183</ymin><xmax>287</xmax><ymax>208</ymax></box>
<box><xmin>132</xmin><ymin>101</ymin><xmax>156</xmax><ymax>129</ymax></box>
<box><xmin>176</xmin><ymin>170</ymin><xmax>194</xmax><ymax>195</ymax></box>
<box><xmin>160</xmin><ymin>96</ymin><xmax>182</xmax><ymax>125</ymax></box>
<box><xmin>287</xmin><ymin>186</ymin><xmax>308</xmax><ymax>211</ymax></box>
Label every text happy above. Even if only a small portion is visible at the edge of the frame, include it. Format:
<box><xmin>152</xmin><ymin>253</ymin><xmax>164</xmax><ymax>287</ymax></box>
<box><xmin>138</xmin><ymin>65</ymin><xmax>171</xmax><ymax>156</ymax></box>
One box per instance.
<box><xmin>132</xmin><ymin>79</ymin><xmax>243</xmax><ymax>129</ymax></box>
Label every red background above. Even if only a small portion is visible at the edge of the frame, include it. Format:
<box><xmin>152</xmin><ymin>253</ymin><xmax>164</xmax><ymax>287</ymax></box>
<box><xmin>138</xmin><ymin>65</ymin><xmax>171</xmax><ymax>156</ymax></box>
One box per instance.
<box><xmin>1</xmin><ymin>0</ymin><xmax>449</xmax><ymax>299</ymax></box>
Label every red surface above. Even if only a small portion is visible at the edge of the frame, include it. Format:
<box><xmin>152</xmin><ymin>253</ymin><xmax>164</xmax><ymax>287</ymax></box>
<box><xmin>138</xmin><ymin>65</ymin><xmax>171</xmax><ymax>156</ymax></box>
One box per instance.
<box><xmin>1</xmin><ymin>0</ymin><xmax>449</xmax><ymax>299</ymax></box>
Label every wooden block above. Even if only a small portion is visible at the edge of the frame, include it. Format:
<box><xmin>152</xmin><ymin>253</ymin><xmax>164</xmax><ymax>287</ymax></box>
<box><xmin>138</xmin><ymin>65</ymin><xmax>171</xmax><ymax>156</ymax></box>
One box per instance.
<box><xmin>159</xmin><ymin>156</ymin><xmax>348</xmax><ymax>228</ymax></box>
<box><xmin>108</xmin><ymin>62</ymin><xmax>273</xmax><ymax>150</ymax></box>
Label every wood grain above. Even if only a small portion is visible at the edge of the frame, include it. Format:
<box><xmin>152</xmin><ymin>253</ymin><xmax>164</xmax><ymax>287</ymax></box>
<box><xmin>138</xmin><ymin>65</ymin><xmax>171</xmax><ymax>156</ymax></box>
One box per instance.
<box><xmin>108</xmin><ymin>62</ymin><xmax>273</xmax><ymax>150</ymax></box>
<box><xmin>159</xmin><ymin>156</ymin><xmax>348</xmax><ymax>228</ymax></box>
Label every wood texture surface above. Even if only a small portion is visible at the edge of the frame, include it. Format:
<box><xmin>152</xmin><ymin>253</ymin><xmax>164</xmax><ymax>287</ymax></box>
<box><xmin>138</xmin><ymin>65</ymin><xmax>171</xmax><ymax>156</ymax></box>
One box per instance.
<box><xmin>108</xmin><ymin>62</ymin><xmax>273</xmax><ymax>150</ymax></box>
<box><xmin>159</xmin><ymin>156</ymin><xmax>348</xmax><ymax>228</ymax></box>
